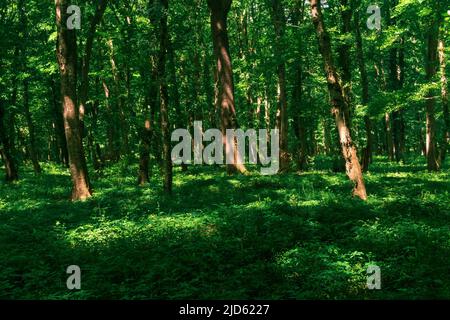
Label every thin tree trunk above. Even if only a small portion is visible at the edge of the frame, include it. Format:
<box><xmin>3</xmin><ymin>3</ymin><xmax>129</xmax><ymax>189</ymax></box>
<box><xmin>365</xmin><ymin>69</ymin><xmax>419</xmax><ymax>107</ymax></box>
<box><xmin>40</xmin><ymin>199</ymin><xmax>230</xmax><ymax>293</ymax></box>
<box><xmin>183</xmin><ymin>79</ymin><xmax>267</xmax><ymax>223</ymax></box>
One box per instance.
<box><xmin>102</xmin><ymin>79</ymin><xmax>117</xmax><ymax>160</ymax></box>
<box><xmin>78</xmin><ymin>0</ymin><xmax>108</xmax><ymax>126</ymax></box>
<box><xmin>17</xmin><ymin>0</ymin><xmax>40</xmax><ymax>173</ymax></box>
<box><xmin>424</xmin><ymin>15</ymin><xmax>440</xmax><ymax>171</ymax></box>
<box><xmin>56</xmin><ymin>0</ymin><xmax>92</xmax><ymax>200</ymax></box>
<box><xmin>354</xmin><ymin>8</ymin><xmax>372</xmax><ymax>171</ymax></box>
<box><xmin>389</xmin><ymin>39</ymin><xmax>406</xmax><ymax>162</ymax></box>
<box><xmin>107</xmin><ymin>39</ymin><xmax>128</xmax><ymax>159</ymax></box>
<box><xmin>291</xmin><ymin>0</ymin><xmax>308</xmax><ymax>170</ymax></box>
<box><xmin>269</xmin><ymin>0</ymin><xmax>290</xmax><ymax>171</ymax></box>
<box><xmin>50</xmin><ymin>77</ymin><xmax>69</xmax><ymax>166</ymax></box>
<box><xmin>292</xmin><ymin>64</ymin><xmax>308</xmax><ymax>171</ymax></box>
<box><xmin>204</xmin><ymin>56</ymin><xmax>215</xmax><ymax>128</ymax></box>
<box><xmin>385</xmin><ymin>113</ymin><xmax>394</xmax><ymax>160</ymax></box>
<box><xmin>157</xmin><ymin>0</ymin><xmax>173</xmax><ymax>193</ymax></box>
<box><xmin>0</xmin><ymin>100</ymin><xmax>19</xmax><ymax>182</ymax></box>
<box><xmin>23</xmin><ymin>80</ymin><xmax>41</xmax><ymax>173</ymax></box>
<box><xmin>323</xmin><ymin>118</ymin><xmax>332</xmax><ymax>155</ymax></box>
<box><xmin>337</xmin><ymin>0</ymin><xmax>353</xmax><ymax>125</ymax></box>
<box><xmin>438</xmin><ymin>39</ymin><xmax>449</xmax><ymax>163</ymax></box>
<box><xmin>138</xmin><ymin>60</ymin><xmax>158</xmax><ymax>185</ymax></box>
<box><xmin>310</xmin><ymin>0</ymin><xmax>367</xmax><ymax>200</ymax></box>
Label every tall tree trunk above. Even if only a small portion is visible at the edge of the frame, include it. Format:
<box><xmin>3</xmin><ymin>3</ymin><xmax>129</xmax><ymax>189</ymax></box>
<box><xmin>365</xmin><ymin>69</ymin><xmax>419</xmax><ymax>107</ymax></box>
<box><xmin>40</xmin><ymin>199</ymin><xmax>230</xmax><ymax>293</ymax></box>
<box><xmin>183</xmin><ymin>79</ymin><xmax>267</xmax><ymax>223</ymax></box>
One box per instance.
<box><xmin>157</xmin><ymin>0</ymin><xmax>173</xmax><ymax>193</ymax></box>
<box><xmin>269</xmin><ymin>0</ymin><xmax>290</xmax><ymax>171</ymax></box>
<box><xmin>207</xmin><ymin>0</ymin><xmax>246</xmax><ymax>174</ymax></box>
<box><xmin>310</xmin><ymin>0</ymin><xmax>367</xmax><ymax>200</ymax></box>
<box><xmin>354</xmin><ymin>8</ymin><xmax>372</xmax><ymax>171</ymax></box>
<box><xmin>78</xmin><ymin>0</ymin><xmax>108</xmax><ymax>126</ymax></box>
<box><xmin>398</xmin><ymin>40</ymin><xmax>406</xmax><ymax>159</ymax></box>
<box><xmin>78</xmin><ymin>0</ymin><xmax>108</xmax><ymax>169</ymax></box>
<box><xmin>0</xmin><ymin>100</ymin><xmax>19</xmax><ymax>182</ymax></box>
<box><xmin>50</xmin><ymin>77</ymin><xmax>69</xmax><ymax>166</ymax></box>
<box><xmin>337</xmin><ymin>0</ymin><xmax>353</xmax><ymax>125</ymax></box>
<box><xmin>18</xmin><ymin>0</ymin><xmax>41</xmax><ymax>174</ymax></box>
<box><xmin>138</xmin><ymin>59</ymin><xmax>158</xmax><ymax>185</ymax></box>
<box><xmin>385</xmin><ymin>113</ymin><xmax>394</xmax><ymax>160</ymax></box>
<box><xmin>292</xmin><ymin>64</ymin><xmax>308</xmax><ymax>171</ymax></box>
<box><xmin>291</xmin><ymin>0</ymin><xmax>308</xmax><ymax>171</ymax></box>
<box><xmin>438</xmin><ymin>39</ymin><xmax>449</xmax><ymax>163</ymax></box>
<box><xmin>424</xmin><ymin>14</ymin><xmax>440</xmax><ymax>171</ymax></box>
<box><xmin>323</xmin><ymin>118</ymin><xmax>332</xmax><ymax>155</ymax></box>
<box><xmin>102</xmin><ymin>79</ymin><xmax>118</xmax><ymax>160</ymax></box>
<box><xmin>137</xmin><ymin>96</ymin><xmax>156</xmax><ymax>185</ymax></box>
<box><xmin>23</xmin><ymin>80</ymin><xmax>41</xmax><ymax>173</ymax></box>
<box><xmin>107</xmin><ymin>39</ymin><xmax>128</xmax><ymax>159</ymax></box>
<box><xmin>384</xmin><ymin>0</ymin><xmax>406</xmax><ymax>162</ymax></box>
<box><xmin>392</xmin><ymin>109</ymin><xmax>405</xmax><ymax>162</ymax></box>
<box><xmin>204</xmin><ymin>56</ymin><xmax>215</xmax><ymax>128</ymax></box>
<box><xmin>389</xmin><ymin>39</ymin><xmax>406</xmax><ymax>162</ymax></box>
<box><xmin>56</xmin><ymin>0</ymin><xmax>92</xmax><ymax>200</ymax></box>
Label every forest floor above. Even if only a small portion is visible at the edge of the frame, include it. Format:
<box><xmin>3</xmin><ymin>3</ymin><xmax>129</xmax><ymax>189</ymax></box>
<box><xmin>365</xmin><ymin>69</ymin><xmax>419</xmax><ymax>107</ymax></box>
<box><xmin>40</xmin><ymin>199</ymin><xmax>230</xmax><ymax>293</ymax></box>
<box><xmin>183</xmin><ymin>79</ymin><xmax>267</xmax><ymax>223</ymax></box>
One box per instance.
<box><xmin>0</xmin><ymin>156</ymin><xmax>449</xmax><ymax>299</ymax></box>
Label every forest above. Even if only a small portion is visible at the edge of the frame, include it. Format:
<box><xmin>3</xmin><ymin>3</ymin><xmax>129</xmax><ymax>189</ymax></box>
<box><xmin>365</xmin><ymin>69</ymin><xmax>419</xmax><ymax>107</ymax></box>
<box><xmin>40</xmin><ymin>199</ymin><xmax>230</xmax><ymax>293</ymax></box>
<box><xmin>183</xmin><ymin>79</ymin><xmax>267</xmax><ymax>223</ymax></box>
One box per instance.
<box><xmin>0</xmin><ymin>0</ymin><xmax>449</xmax><ymax>300</ymax></box>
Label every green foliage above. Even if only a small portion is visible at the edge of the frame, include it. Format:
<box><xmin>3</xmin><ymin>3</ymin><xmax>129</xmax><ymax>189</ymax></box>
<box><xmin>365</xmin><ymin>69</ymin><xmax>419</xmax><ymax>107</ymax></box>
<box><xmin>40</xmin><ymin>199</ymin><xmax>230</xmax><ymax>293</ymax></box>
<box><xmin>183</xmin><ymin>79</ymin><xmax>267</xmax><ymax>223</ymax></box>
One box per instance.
<box><xmin>0</xmin><ymin>158</ymin><xmax>449</xmax><ymax>299</ymax></box>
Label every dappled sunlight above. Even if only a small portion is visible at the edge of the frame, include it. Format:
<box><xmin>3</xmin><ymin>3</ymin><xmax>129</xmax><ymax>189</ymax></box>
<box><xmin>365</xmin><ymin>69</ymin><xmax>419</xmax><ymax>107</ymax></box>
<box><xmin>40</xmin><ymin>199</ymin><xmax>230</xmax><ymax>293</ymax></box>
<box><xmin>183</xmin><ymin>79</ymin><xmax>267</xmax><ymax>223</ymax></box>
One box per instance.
<box><xmin>275</xmin><ymin>243</ymin><xmax>375</xmax><ymax>299</ymax></box>
<box><xmin>1</xmin><ymin>158</ymin><xmax>449</xmax><ymax>299</ymax></box>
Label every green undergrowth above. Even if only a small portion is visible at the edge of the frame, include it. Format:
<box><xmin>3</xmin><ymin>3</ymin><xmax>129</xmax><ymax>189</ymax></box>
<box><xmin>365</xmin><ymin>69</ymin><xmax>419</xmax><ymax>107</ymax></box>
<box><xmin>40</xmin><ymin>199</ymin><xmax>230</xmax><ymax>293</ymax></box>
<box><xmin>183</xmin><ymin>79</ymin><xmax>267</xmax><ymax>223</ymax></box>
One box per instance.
<box><xmin>0</xmin><ymin>157</ymin><xmax>449</xmax><ymax>299</ymax></box>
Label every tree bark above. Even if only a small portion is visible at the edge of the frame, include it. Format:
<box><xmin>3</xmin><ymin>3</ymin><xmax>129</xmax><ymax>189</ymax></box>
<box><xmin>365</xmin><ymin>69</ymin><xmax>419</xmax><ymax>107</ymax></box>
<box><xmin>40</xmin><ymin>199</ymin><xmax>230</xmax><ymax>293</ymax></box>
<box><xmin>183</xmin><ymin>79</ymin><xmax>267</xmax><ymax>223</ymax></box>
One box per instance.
<box><xmin>291</xmin><ymin>0</ymin><xmax>308</xmax><ymax>171</ymax></box>
<box><xmin>354</xmin><ymin>5</ymin><xmax>373</xmax><ymax>171</ymax></box>
<box><xmin>424</xmin><ymin>14</ymin><xmax>440</xmax><ymax>171</ymax></box>
<box><xmin>23</xmin><ymin>80</ymin><xmax>41</xmax><ymax>173</ymax></box>
<box><xmin>207</xmin><ymin>0</ymin><xmax>246</xmax><ymax>174</ymax></box>
<box><xmin>0</xmin><ymin>100</ymin><xmax>19</xmax><ymax>182</ymax></box>
<box><xmin>385</xmin><ymin>113</ymin><xmax>394</xmax><ymax>160</ymax></box>
<box><xmin>107</xmin><ymin>39</ymin><xmax>128</xmax><ymax>159</ymax></box>
<box><xmin>438</xmin><ymin>39</ymin><xmax>449</xmax><ymax>163</ymax></box>
<box><xmin>269</xmin><ymin>0</ymin><xmax>290</xmax><ymax>171</ymax></box>
<box><xmin>310</xmin><ymin>0</ymin><xmax>367</xmax><ymax>200</ymax></box>
<box><xmin>50</xmin><ymin>77</ymin><xmax>69</xmax><ymax>166</ymax></box>
<box><xmin>18</xmin><ymin>0</ymin><xmax>41</xmax><ymax>174</ymax></box>
<box><xmin>78</xmin><ymin>0</ymin><xmax>108</xmax><ymax>125</ymax></box>
<box><xmin>337</xmin><ymin>0</ymin><xmax>353</xmax><ymax>125</ymax></box>
<box><xmin>138</xmin><ymin>59</ymin><xmax>158</xmax><ymax>185</ymax></box>
<box><xmin>102</xmin><ymin>79</ymin><xmax>118</xmax><ymax>160</ymax></box>
<box><xmin>157</xmin><ymin>0</ymin><xmax>173</xmax><ymax>193</ymax></box>
<box><xmin>56</xmin><ymin>0</ymin><xmax>92</xmax><ymax>200</ymax></box>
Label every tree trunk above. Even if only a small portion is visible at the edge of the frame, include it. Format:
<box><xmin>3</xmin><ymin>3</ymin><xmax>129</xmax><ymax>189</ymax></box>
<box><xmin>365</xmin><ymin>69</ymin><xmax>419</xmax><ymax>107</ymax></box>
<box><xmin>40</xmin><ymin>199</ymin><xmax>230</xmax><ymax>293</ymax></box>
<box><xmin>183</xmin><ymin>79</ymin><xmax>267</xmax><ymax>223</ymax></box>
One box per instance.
<box><xmin>23</xmin><ymin>80</ymin><xmax>41</xmax><ymax>174</ymax></box>
<box><xmin>424</xmin><ymin>15</ymin><xmax>440</xmax><ymax>171</ymax></box>
<box><xmin>292</xmin><ymin>64</ymin><xmax>308</xmax><ymax>171</ymax></box>
<box><xmin>0</xmin><ymin>100</ymin><xmax>19</xmax><ymax>182</ymax></box>
<box><xmin>17</xmin><ymin>0</ymin><xmax>41</xmax><ymax>174</ymax></box>
<box><xmin>354</xmin><ymin>7</ymin><xmax>372</xmax><ymax>171</ymax></box>
<box><xmin>50</xmin><ymin>77</ymin><xmax>69</xmax><ymax>166</ymax></box>
<box><xmin>389</xmin><ymin>41</ymin><xmax>406</xmax><ymax>162</ymax></box>
<box><xmin>107</xmin><ymin>39</ymin><xmax>128</xmax><ymax>159</ymax></box>
<box><xmin>385</xmin><ymin>113</ymin><xmax>394</xmax><ymax>160</ymax></box>
<box><xmin>138</xmin><ymin>60</ymin><xmax>158</xmax><ymax>186</ymax></box>
<box><xmin>337</xmin><ymin>0</ymin><xmax>353</xmax><ymax>125</ymax></box>
<box><xmin>269</xmin><ymin>0</ymin><xmax>290</xmax><ymax>171</ymax></box>
<box><xmin>438</xmin><ymin>39</ymin><xmax>449</xmax><ymax>163</ymax></box>
<box><xmin>291</xmin><ymin>0</ymin><xmax>308</xmax><ymax>170</ymax></box>
<box><xmin>392</xmin><ymin>110</ymin><xmax>405</xmax><ymax>162</ymax></box>
<box><xmin>157</xmin><ymin>0</ymin><xmax>173</xmax><ymax>193</ymax></box>
<box><xmin>207</xmin><ymin>0</ymin><xmax>246</xmax><ymax>174</ymax></box>
<box><xmin>78</xmin><ymin>0</ymin><xmax>108</xmax><ymax>126</ymax></box>
<box><xmin>204</xmin><ymin>55</ymin><xmax>215</xmax><ymax>128</ymax></box>
<box><xmin>310</xmin><ymin>0</ymin><xmax>367</xmax><ymax>200</ymax></box>
<box><xmin>56</xmin><ymin>0</ymin><xmax>92</xmax><ymax>200</ymax></box>
<box><xmin>102</xmin><ymin>79</ymin><xmax>118</xmax><ymax>161</ymax></box>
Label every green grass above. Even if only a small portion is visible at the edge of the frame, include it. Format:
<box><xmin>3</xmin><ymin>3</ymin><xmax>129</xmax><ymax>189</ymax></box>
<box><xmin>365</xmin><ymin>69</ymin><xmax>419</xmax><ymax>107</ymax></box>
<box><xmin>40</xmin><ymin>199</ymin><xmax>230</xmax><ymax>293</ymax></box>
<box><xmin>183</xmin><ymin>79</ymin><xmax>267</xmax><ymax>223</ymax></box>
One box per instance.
<box><xmin>0</xmin><ymin>157</ymin><xmax>449</xmax><ymax>299</ymax></box>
